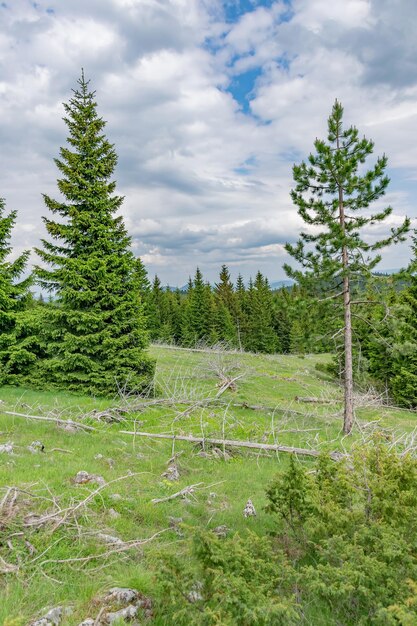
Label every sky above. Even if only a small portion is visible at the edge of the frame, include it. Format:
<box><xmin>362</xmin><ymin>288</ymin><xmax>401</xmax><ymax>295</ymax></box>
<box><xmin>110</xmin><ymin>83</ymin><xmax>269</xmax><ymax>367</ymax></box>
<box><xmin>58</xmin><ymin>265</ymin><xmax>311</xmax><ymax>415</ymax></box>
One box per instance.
<box><xmin>1</xmin><ymin>0</ymin><xmax>416</xmax><ymax>286</ymax></box>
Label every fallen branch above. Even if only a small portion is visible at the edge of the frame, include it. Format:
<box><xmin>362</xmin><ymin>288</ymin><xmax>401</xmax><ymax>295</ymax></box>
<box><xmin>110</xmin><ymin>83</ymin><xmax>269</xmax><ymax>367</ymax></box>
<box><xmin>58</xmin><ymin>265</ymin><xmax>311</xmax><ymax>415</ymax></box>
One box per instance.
<box><xmin>120</xmin><ymin>430</ymin><xmax>344</xmax><ymax>461</ymax></box>
<box><xmin>114</xmin><ymin>398</ymin><xmax>306</xmax><ymax>418</ymax></box>
<box><xmin>36</xmin><ymin>528</ymin><xmax>170</xmax><ymax>569</ymax></box>
<box><xmin>3</xmin><ymin>411</ymin><xmax>97</xmax><ymax>432</ymax></box>
<box><xmin>151</xmin><ymin>483</ymin><xmax>203</xmax><ymax>505</ymax></box>
<box><xmin>295</xmin><ymin>396</ymin><xmax>339</xmax><ymax>405</ymax></box>
<box><xmin>0</xmin><ymin>556</ymin><xmax>19</xmax><ymax>574</ymax></box>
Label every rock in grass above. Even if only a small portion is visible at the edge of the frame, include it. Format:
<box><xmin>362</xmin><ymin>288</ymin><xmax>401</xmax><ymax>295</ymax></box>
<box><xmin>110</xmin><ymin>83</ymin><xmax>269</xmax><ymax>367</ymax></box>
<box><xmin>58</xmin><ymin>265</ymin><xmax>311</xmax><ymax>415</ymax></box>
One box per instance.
<box><xmin>161</xmin><ymin>464</ymin><xmax>180</xmax><ymax>481</ymax></box>
<box><xmin>212</xmin><ymin>524</ymin><xmax>229</xmax><ymax>537</ymax></box>
<box><xmin>0</xmin><ymin>443</ymin><xmax>13</xmax><ymax>454</ymax></box>
<box><xmin>30</xmin><ymin>606</ymin><xmax>73</xmax><ymax>626</ymax></box>
<box><xmin>74</xmin><ymin>471</ymin><xmax>106</xmax><ymax>486</ymax></box>
<box><xmin>243</xmin><ymin>498</ymin><xmax>257</xmax><ymax>517</ymax></box>
<box><xmin>104</xmin><ymin>587</ymin><xmax>139</xmax><ymax>604</ymax></box>
<box><xmin>28</xmin><ymin>441</ymin><xmax>45</xmax><ymax>453</ymax></box>
<box><xmin>96</xmin><ymin>533</ymin><xmax>124</xmax><ymax>546</ymax></box>
<box><xmin>108</xmin><ymin>507</ymin><xmax>121</xmax><ymax>519</ymax></box>
<box><xmin>104</xmin><ymin>605</ymin><xmax>138</xmax><ymax>624</ymax></box>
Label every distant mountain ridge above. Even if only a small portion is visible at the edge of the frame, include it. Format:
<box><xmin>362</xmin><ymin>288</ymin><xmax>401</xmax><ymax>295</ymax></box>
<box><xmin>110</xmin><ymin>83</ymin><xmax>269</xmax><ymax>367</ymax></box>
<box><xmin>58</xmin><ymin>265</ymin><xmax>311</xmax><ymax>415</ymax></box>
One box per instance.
<box><xmin>163</xmin><ymin>278</ymin><xmax>296</xmax><ymax>292</ymax></box>
<box><xmin>162</xmin><ymin>270</ymin><xmax>403</xmax><ymax>293</ymax></box>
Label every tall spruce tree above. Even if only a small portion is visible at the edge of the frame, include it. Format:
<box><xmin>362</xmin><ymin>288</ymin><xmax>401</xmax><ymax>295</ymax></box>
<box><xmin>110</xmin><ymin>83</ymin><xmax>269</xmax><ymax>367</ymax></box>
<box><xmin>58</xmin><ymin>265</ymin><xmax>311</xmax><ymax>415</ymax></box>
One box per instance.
<box><xmin>245</xmin><ymin>272</ymin><xmax>279</xmax><ymax>353</ymax></box>
<box><xmin>182</xmin><ymin>268</ymin><xmax>214</xmax><ymax>346</ymax></box>
<box><xmin>364</xmin><ymin>242</ymin><xmax>417</xmax><ymax>407</ymax></box>
<box><xmin>235</xmin><ymin>273</ymin><xmax>247</xmax><ymax>350</ymax></box>
<box><xmin>213</xmin><ymin>265</ymin><xmax>237</xmax><ymax>346</ymax></box>
<box><xmin>285</xmin><ymin>100</ymin><xmax>409</xmax><ymax>433</ymax></box>
<box><xmin>35</xmin><ymin>73</ymin><xmax>154</xmax><ymax>395</ymax></box>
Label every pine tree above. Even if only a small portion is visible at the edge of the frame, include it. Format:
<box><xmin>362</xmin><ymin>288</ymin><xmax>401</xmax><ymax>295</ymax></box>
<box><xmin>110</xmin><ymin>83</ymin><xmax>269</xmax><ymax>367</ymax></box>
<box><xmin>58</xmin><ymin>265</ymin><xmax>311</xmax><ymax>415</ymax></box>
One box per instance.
<box><xmin>0</xmin><ymin>198</ymin><xmax>36</xmax><ymax>384</ymax></box>
<box><xmin>285</xmin><ymin>100</ymin><xmax>409</xmax><ymax>433</ymax></box>
<box><xmin>35</xmin><ymin>72</ymin><xmax>154</xmax><ymax>395</ymax></box>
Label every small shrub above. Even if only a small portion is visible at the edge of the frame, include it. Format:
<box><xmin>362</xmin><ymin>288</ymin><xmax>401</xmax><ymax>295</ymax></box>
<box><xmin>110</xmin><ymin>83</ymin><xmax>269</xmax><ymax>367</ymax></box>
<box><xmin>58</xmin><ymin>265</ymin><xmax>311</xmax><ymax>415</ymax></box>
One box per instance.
<box><xmin>155</xmin><ymin>530</ymin><xmax>299</xmax><ymax>625</ymax></box>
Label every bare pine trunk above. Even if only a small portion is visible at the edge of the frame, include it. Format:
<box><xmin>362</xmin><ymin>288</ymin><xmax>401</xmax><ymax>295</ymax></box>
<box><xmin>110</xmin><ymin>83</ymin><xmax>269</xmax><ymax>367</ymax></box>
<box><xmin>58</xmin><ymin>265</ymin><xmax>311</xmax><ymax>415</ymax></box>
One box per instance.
<box><xmin>342</xmin><ymin>267</ymin><xmax>354</xmax><ymax>433</ymax></box>
<box><xmin>337</xmin><ymin>131</ymin><xmax>354</xmax><ymax>434</ymax></box>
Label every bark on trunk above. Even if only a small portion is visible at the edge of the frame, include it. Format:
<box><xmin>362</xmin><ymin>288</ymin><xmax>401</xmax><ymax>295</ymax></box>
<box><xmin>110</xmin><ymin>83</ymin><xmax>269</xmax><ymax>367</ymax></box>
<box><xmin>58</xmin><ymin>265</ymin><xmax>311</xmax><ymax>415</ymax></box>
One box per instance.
<box><xmin>342</xmin><ymin>270</ymin><xmax>354</xmax><ymax>434</ymax></box>
<box><xmin>337</xmin><ymin>128</ymin><xmax>355</xmax><ymax>435</ymax></box>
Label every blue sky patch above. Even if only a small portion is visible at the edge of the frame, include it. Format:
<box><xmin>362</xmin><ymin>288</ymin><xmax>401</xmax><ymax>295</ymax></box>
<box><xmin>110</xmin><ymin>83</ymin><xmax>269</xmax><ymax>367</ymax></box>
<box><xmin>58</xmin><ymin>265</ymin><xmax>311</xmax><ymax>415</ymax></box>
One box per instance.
<box><xmin>227</xmin><ymin>67</ymin><xmax>261</xmax><ymax>113</ymax></box>
<box><xmin>224</xmin><ymin>0</ymin><xmax>293</xmax><ymax>23</ymax></box>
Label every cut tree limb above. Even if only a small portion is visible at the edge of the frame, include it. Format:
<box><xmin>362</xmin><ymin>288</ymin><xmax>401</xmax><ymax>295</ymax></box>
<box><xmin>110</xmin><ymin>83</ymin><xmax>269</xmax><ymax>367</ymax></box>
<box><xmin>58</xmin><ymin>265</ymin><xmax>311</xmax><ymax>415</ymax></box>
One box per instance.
<box><xmin>120</xmin><ymin>430</ymin><xmax>344</xmax><ymax>461</ymax></box>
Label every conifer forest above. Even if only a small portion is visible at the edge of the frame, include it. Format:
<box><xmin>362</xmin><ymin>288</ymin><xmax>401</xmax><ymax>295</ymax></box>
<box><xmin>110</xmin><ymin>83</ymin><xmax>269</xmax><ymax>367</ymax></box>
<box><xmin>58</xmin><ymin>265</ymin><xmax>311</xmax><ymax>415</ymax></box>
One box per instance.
<box><xmin>2</xmin><ymin>72</ymin><xmax>417</xmax><ymax>626</ymax></box>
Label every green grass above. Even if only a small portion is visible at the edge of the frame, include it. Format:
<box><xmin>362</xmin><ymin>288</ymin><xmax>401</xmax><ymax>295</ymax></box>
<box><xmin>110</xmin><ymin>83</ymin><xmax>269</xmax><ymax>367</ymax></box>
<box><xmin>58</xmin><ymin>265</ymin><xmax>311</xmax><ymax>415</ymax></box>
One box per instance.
<box><xmin>1</xmin><ymin>345</ymin><xmax>416</xmax><ymax>624</ymax></box>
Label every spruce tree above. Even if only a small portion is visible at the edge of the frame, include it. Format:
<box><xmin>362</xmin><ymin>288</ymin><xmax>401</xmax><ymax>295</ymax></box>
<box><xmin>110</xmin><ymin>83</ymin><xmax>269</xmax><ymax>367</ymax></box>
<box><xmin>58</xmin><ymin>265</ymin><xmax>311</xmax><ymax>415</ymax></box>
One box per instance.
<box><xmin>147</xmin><ymin>275</ymin><xmax>164</xmax><ymax>340</ymax></box>
<box><xmin>272</xmin><ymin>288</ymin><xmax>291</xmax><ymax>354</ymax></box>
<box><xmin>366</xmin><ymin>246</ymin><xmax>417</xmax><ymax>407</ymax></box>
<box><xmin>35</xmin><ymin>73</ymin><xmax>154</xmax><ymax>395</ymax></box>
<box><xmin>182</xmin><ymin>268</ymin><xmax>214</xmax><ymax>346</ymax></box>
<box><xmin>0</xmin><ymin>198</ymin><xmax>36</xmax><ymax>384</ymax></box>
<box><xmin>245</xmin><ymin>272</ymin><xmax>279</xmax><ymax>353</ymax></box>
<box><xmin>389</xmin><ymin>282</ymin><xmax>417</xmax><ymax>407</ymax></box>
<box><xmin>285</xmin><ymin>100</ymin><xmax>409</xmax><ymax>433</ymax></box>
<box><xmin>235</xmin><ymin>274</ymin><xmax>247</xmax><ymax>351</ymax></box>
<box><xmin>213</xmin><ymin>265</ymin><xmax>237</xmax><ymax>346</ymax></box>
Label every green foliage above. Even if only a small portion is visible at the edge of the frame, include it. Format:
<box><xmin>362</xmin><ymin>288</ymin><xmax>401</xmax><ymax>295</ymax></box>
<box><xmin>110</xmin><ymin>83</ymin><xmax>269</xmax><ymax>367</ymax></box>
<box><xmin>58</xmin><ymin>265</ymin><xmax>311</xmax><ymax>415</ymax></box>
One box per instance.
<box><xmin>0</xmin><ymin>198</ymin><xmax>37</xmax><ymax>384</ymax></box>
<box><xmin>156</xmin><ymin>530</ymin><xmax>299</xmax><ymax>625</ymax></box>
<box><xmin>213</xmin><ymin>265</ymin><xmax>238</xmax><ymax>347</ymax></box>
<box><xmin>157</xmin><ymin>442</ymin><xmax>417</xmax><ymax>625</ymax></box>
<box><xmin>285</xmin><ymin>100</ymin><xmax>409</xmax><ymax>290</ymax></box>
<box><xmin>244</xmin><ymin>272</ymin><xmax>280</xmax><ymax>353</ymax></box>
<box><xmin>386</xmin><ymin>273</ymin><xmax>417</xmax><ymax>407</ymax></box>
<box><xmin>33</xmin><ymin>73</ymin><xmax>154</xmax><ymax>394</ymax></box>
<box><xmin>182</xmin><ymin>268</ymin><xmax>215</xmax><ymax>346</ymax></box>
<box><xmin>284</xmin><ymin>100</ymin><xmax>409</xmax><ymax>412</ymax></box>
<box><xmin>354</xmin><ymin>266</ymin><xmax>417</xmax><ymax>407</ymax></box>
<box><xmin>266</xmin><ymin>444</ymin><xmax>417</xmax><ymax>625</ymax></box>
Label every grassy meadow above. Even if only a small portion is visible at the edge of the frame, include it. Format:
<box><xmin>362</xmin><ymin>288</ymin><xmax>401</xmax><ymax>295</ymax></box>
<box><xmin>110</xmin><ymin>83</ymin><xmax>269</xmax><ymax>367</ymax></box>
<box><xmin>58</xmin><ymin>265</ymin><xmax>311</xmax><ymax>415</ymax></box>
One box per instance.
<box><xmin>1</xmin><ymin>345</ymin><xmax>416</xmax><ymax>624</ymax></box>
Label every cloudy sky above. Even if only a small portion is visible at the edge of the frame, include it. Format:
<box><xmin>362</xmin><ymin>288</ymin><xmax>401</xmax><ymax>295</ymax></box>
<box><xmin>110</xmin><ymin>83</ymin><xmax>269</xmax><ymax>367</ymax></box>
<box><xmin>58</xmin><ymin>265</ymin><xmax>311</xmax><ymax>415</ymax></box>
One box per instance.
<box><xmin>1</xmin><ymin>0</ymin><xmax>416</xmax><ymax>286</ymax></box>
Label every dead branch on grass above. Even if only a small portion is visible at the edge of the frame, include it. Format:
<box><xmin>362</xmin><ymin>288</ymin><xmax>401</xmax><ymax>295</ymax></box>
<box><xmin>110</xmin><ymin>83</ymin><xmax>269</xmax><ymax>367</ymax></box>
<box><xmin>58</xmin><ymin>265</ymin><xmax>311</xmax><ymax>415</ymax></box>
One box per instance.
<box><xmin>3</xmin><ymin>410</ymin><xmax>97</xmax><ymax>432</ymax></box>
<box><xmin>35</xmin><ymin>528</ymin><xmax>170</xmax><ymax>570</ymax></box>
<box><xmin>120</xmin><ymin>430</ymin><xmax>344</xmax><ymax>461</ymax></box>
<box><xmin>295</xmin><ymin>396</ymin><xmax>339</xmax><ymax>404</ymax></box>
<box><xmin>151</xmin><ymin>483</ymin><xmax>204</xmax><ymax>504</ymax></box>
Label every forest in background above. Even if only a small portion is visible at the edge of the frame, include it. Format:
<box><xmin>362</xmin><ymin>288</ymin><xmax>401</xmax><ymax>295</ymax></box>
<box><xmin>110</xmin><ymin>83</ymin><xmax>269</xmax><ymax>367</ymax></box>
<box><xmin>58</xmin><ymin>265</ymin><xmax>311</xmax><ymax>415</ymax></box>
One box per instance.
<box><xmin>1</xmin><ymin>74</ymin><xmax>416</xmax><ymax>412</ymax></box>
<box><xmin>3</xmin><ymin>72</ymin><xmax>417</xmax><ymax>625</ymax></box>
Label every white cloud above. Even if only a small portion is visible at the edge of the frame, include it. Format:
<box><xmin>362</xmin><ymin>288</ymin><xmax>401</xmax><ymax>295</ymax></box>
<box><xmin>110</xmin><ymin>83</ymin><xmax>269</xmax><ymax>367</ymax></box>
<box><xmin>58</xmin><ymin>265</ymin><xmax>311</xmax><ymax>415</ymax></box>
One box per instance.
<box><xmin>293</xmin><ymin>0</ymin><xmax>373</xmax><ymax>33</ymax></box>
<box><xmin>0</xmin><ymin>0</ymin><xmax>416</xmax><ymax>286</ymax></box>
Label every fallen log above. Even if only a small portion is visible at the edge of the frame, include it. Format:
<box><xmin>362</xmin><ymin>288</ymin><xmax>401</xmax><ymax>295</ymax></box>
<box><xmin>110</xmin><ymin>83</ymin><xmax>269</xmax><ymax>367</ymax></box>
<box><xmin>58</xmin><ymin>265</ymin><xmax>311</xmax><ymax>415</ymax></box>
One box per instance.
<box><xmin>3</xmin><ymin>411</ymin><xmax>97</xmax><ymax>432</ymax></box>
<box><xmin>295</xmin><ymin>396</ymin><xmax>339</xmax><ymax>404</ymax></box>
<box><xmin>116</xmin><ymin>398</ymin><xmax>306</xmax><ymax>417</ymax></box>
<box><xmin>120</xmin><ymin>430</ymin><xmax>344</xmax><ymax>461</ymax></box>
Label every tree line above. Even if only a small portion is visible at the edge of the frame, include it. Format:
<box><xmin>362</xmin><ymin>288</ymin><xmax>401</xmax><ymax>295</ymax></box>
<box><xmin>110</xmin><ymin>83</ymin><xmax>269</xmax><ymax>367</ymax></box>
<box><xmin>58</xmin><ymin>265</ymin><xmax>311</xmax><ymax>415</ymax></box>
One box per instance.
<box><xmin>1</xmin><ymin>74</ymin><xmax>417</xmax><ymax>419</ymax></box>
